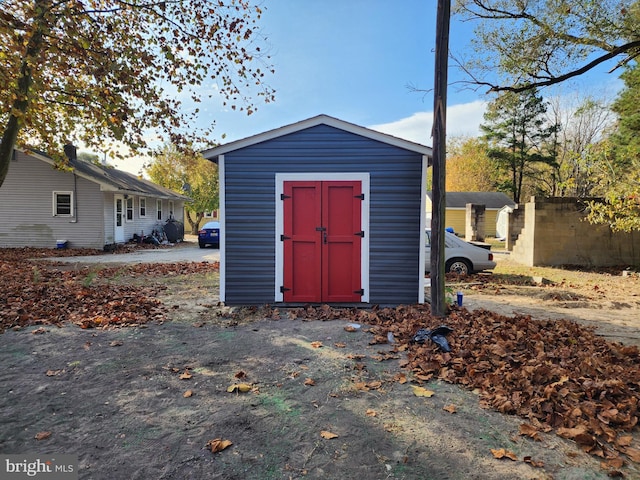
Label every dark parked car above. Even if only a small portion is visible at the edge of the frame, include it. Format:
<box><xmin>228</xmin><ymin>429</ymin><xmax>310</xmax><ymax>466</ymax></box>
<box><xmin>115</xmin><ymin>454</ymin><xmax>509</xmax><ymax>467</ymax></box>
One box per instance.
<box><xmin>198</xmin><ymin>221</ymin><xmax>220</xmax><ymax>248</ymax></box>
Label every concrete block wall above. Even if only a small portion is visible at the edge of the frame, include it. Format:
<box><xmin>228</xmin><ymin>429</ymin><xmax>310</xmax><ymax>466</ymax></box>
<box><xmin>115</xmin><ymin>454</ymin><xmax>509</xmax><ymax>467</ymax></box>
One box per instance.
<box><xmin>465</xmin><ymin>203</ymin><xmax>486</xmax><ymax>242</ymax></box>
<box><xmin>510</xmin><ymin>197</ymin><xmax>640</xmax><ymax>267</ymax></box>
<box><xmin>505</xmin><ymin>204</ymin><xmax>525</xmax><ymax>251</ymax></box>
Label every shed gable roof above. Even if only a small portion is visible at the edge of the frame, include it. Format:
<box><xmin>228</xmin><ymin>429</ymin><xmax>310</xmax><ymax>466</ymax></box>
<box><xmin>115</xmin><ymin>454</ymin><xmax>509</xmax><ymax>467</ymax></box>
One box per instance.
<box><xmin>21</xmin><ymin>149</ymin><xmax>189</xmax><ymax>201</ymax></box>
<box><xmin>202</xmin><ymin>114</ymin><xmax>433</xmax><ymax>159</ymax></box>
<box><xmin>427</xmin><ymin>191</ymin><xmax>516</xmax><ymax>209</ymax></box>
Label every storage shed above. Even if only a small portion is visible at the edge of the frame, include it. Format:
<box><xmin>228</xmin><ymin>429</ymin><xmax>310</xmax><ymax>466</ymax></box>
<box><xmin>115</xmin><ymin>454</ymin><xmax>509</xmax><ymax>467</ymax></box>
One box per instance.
<box><xmin>202</xmin><ymin>115</ymin><xmax>432</xmax><ymax>306</ymax></box>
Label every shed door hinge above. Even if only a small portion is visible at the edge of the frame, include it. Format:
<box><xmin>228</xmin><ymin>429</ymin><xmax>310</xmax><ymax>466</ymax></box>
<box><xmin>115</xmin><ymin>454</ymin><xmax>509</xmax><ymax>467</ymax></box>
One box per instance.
<box><xmin>280</xmin><ymin>286</ymin><xmax>290</xmax><ymax>293</ymax></box>
<box><xmin>281</xmin><ymin>193</ymin><xmax>291</xmax><ymax>200</ymax></box>
<box><xmin>354</xmin><ymin>289</ymin><xmax>364</xmax><ymax>296</ymax></box>
<box><xmin>280</xmin><ymin>234</ymin><xmax>290</xmax><ymax>241</ymax></box>
<box><xmin>354</xmin><ymin>193</ymin><xmax>365</xmax><ymax>200</ymax></box>
<box><xmin>354</xmin><ymin>230</ymin><xmax>365</xmax><ymax>238</ymax></box>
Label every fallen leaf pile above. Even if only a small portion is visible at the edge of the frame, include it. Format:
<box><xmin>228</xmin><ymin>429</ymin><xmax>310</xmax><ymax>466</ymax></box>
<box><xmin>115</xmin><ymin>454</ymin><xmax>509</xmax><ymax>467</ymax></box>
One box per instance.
<box><xmin>0</xmin><ymin>248</ymin><xmax>218</xmax><ymax>332</ymax></box>
<box><xmin>287</xmin><ymin>303</ymin><xmax>640</xmax><ymax>464</ymax></box>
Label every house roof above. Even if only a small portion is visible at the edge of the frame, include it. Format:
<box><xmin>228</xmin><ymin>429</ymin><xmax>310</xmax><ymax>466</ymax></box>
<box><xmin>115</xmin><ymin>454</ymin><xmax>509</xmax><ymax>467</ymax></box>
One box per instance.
<box><xmin>201</xmin><ymin>114</ymin><xmax>433</xmax><ymax>159</ymax></box>
<box><xmin>427</xmin><ymin>191</ymin><xmax>516</xmax><ymax>209</ymax></box>
<box><xmin>23</xmin><ymin>149</ymin><xmax>189</xmax><ymax>201</ymax></box>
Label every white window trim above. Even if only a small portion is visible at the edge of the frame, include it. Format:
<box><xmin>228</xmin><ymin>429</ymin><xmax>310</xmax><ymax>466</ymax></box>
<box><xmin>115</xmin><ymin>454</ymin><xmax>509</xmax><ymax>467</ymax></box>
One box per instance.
<box><xmin>52</xmin><ymin>191</ymin><xmax>74</xmax><ymax>217</ymax></box>
<box><xmin>139</xmin><ymin>197</ymin><xmax>147</xmax><ymax>218</ymax></box>
<box><xmin>125</xmin><ymin>196</ymin><xmax>134</xmax><ymax>222</ymax></box>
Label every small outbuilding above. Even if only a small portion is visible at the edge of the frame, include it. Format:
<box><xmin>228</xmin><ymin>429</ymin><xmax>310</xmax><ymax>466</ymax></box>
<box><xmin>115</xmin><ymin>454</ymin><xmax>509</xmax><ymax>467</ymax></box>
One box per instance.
<box><xmin>202</xmin><ymin>115</ymin><xmax>432</xmax><ymax>306</ymax></box>
<box><xmin>425</xmin><ymin>191</ymin><xmax>516</xmax><ymax>237</ymax></box>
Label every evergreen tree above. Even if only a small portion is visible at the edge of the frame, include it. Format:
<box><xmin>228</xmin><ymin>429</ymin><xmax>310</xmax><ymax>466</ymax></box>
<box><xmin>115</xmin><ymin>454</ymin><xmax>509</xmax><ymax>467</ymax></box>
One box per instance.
<box><xmin>481</xmin><ymin>90</ymin><xmax>560</xmax><ymax>203</ymax></box>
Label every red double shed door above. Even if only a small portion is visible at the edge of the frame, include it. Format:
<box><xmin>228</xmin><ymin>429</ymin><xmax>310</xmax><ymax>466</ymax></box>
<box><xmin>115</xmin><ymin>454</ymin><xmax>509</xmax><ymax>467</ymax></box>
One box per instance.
<box><xmin>282</xmin><ymin>180</ymin><xmax>363</xmax><ymax>303</ymax></box>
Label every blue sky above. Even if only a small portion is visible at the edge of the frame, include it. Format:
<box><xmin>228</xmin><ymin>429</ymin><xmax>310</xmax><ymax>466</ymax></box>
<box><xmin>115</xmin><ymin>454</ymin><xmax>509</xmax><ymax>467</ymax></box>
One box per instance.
<box><xmin>111</xmin><ymin>0</ymin><xmax>623</xmax><ymax>174</ymax></box>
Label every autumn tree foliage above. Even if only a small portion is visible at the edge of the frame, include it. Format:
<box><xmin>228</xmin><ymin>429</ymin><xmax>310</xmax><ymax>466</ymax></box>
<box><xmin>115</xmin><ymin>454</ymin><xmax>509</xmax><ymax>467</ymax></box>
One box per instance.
<box><xmin>445</xmin><ymin>137</ymin><xmax>501</xmax><ymax>192</ymax></box>
<box><xmin>0</xmin><ymin>0</ymin><xmax>274</xmax><ymax>188</ymax></box>
<box><xmin>587</xmin><ymin>64</ymin><xmax>640</xmax><ymax>232</ymax></box>
<box><xmin>453</xmin><ymin>0</ymin><xmax>640</xmax><ymax>93</ymax></box>
<box><xmin>146</xmin><ymin>145</ymin><xmax>218</xmax><ymax>235</ymax></box>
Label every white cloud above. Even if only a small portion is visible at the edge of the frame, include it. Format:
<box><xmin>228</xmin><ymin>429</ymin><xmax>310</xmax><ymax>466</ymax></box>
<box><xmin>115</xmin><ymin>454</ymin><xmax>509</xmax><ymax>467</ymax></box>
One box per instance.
<box><xmin>369</xmin><ymin>100</ymin><xmax>488</xmax><ymax>145</ymax></box>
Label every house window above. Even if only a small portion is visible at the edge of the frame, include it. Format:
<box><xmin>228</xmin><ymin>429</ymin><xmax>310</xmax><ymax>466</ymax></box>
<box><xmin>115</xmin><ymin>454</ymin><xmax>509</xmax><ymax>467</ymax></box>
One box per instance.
<box><xmin>204</xmin><ymin>211</ymin><xmax>212</xmax><ymax>218</ymax></box>
<box><xmin>157</xmin><ymin>200</ymin><xmax>163</xmax><ymax>221</ymax></box>
<box><xmin>139</xmin><ymin>197</ymin><xmax>147</xmax><ymax>218</ymax></box>
<box><xmin>126</xmin><ymin>197</ymin><xmax>134</xmax><ymax>221</ymax></box>
<box><xmin>53</xmin><ymin>191</ymin><xmax>73</xmax><ymax>217</ymax></box>
<box><xmin>168</xmin><ymin>201</ymin><xmax>174</xmax><ymax>219</ymax></box>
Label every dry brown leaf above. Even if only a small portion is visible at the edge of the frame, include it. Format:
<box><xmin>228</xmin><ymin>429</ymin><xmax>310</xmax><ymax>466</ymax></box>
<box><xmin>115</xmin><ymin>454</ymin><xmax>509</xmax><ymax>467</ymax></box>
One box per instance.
<box><xmin>207</xmin><ymin>438</ymin><xmax>232</xmax><ymax>453</ymax></box>
<box><xmin>310</xmin><ymin>341</ymin><xmax>323</xmax><ymax>348</ymax></box>
<box><xmin>602</xmin><ymin>457</ymin><xmax>625</xmax><ymax>469</ymax></box>
<box><xmin>320</xmin><ymin>430</ymin><xmax>339</xmax><ymax>439</ymax></box>
<box><xmin>366</xmin><ymin>409</ymin><xmax>377</xmax><ymax>417</ymax></box>
<box><xmin>183</xmin><ymin>390</ymin><xmax>193</xmax><ymax>398</ymax></box>
<box><xmin>519</xmin><ymin>423</ymin><xmax>542</xmax><ymax>441</ymax></box>
<box><xmin>490</xmin><ymin>448</ymin><xmax>517</xmax><ymax>461</ymax></box>
<box><xmin>234</xmin><ymin>371</ymin><xmax>247</xmax><ymax>379</ymax></box>
<box><xmin>46</xmin><ymin>369</ymin><xmax>64</xmax><ymax>376</ymax></box>
<box><xmin>179</xmin><ymin>370</ymin><xmax>193</xmax><ymax>380</ymax></box>
<box><xmin>616</xmin><ymin>435</ymin><xmax>633</xmax><ymax>447</ymax></box>
<box><xmin>411</xmin><ymin>385</ymin><xmax>434</xmax><ymax>398</ymax></box>
<box><xmin>622</xmin><ymin>446</ymin><xmax>640</xmax><ymax>463</ymax></box>
<box><xmin>227</xmin><ymin>383</ymin><xmax>252</xmax><ymax>393</ymax></box>
<box><xmin>523</xmin><ymin>456</ymin><xmax>544</xmax><ymax>468</ymax></box>
<box><xmin>109</xmin><ymin>341</ymin><xmax>123</xmax><ymax>347</ymax></box>
<box><xmin>344</xmin><ymin>325</ymin><xmax>358</xmax><ymax>332</ymax></box>
<box><xmin>394</xmin><ymin>373</ymin><xmax>407</xmax><ymax>384</ymax></box>
<box><xmin>334</xmin><ymin>342</ymin><xmax>346</xmax><ymax>348</ymax></box>
<box><xmin>346</xmin><ymin>354</ymin><xmax>366</xmax><ymax>360</ymax></box>
<box><xmin>35</xmin><ymin>431</ymin><xmax>51</xmax><ymax>440</ymax></box>
<box><xmin>367</xmin><ymin>381</ymin><xmax>382</xmax><ymax>390</ymax></box>
<box><xmin>557</xmin><ymin>425</ymin><xmax>588</xmax><ymax>439</ymax></box>
<box><xmin>443</xmin><ymin>404</ymin><xmax>457</xmax><ymax>414</ymax></box>
<box><xmin>304</xmin><ymin>378</ymin><xmax>316</xmax><ymax>386</ymax></box>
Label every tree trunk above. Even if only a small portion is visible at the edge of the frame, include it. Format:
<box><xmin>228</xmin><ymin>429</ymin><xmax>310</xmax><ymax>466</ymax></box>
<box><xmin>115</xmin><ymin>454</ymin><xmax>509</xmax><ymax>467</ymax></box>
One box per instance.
<box><xmin>186</xmin><ymin>211</ymin><xmax>205</xmax><ymax>235</ymax></box>
<box><xmin>0</xmin><ymin>0</ymin><xmax>48</xmax><ymax>188</ymax></box>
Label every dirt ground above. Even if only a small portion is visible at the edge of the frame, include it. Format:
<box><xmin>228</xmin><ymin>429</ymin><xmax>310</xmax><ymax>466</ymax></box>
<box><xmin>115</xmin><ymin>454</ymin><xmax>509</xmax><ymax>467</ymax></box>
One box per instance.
<box><xmin>1</xmin><ymin>246</ymin><xmax>640</xmax><ymax>479</ymax></box>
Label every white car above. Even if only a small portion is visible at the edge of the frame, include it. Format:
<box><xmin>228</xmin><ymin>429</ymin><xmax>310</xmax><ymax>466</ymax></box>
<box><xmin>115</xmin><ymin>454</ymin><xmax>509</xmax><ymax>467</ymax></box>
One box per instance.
<box><xmin>425</xmin><ymin>229</ymin><xmax>496</xmax><ymax>274</ymax></box>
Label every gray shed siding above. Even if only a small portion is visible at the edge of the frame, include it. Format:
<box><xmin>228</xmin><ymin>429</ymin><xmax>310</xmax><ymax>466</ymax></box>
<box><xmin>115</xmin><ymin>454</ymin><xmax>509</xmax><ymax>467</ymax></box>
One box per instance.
<box><xmin>0</xmin><ymin>151</ymin><xmax>104</xmax><ymax>248</ymax></box>
<box><xmin>223</xmin><ymin>124</ymin><xmax>423</xmax><ymax>305</ymax></box>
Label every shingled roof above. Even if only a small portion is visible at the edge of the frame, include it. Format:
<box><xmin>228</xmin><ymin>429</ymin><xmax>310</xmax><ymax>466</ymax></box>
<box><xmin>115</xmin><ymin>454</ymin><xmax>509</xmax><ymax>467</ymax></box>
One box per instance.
<box><xmin>24</xmin><ymin>148</ymin><xmax>189</xmax><ymax>201</ymax></box>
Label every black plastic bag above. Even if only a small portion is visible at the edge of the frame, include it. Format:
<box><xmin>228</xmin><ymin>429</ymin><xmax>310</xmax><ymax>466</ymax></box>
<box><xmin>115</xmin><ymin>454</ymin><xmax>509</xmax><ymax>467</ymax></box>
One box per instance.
<box><xmin>411</xmin><ymin>325</ymin><xmax>454</xmax><ymax>352</ymax></box>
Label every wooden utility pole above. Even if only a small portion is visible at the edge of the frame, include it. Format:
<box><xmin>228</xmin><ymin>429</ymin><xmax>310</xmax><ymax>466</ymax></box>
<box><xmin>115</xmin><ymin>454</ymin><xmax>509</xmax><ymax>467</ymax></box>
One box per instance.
<box><xmin>430</xmin><ymin>0</ymin><xmax>451</xmax><ymax>316</ymax></box>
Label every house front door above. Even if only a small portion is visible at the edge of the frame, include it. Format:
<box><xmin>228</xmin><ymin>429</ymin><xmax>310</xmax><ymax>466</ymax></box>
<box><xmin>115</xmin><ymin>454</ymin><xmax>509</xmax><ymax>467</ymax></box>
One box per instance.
<box><xmin>282</xmin><ymin>181</ymin><xmax>362</xmax><ymax>303</ymax></box>
<box><xmin>114</xmin><ymin>196</ymin><xmax>125</xmax><ymax>243</ymax></box>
